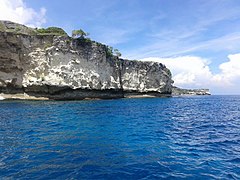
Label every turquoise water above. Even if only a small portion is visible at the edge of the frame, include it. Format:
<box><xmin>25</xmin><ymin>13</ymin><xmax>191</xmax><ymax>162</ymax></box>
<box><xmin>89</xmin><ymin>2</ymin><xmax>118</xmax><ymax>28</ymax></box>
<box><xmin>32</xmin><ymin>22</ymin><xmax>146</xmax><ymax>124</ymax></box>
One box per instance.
<box><xmin>0</xmin><ymin>96</ymin><xmax>240</xmax><ymax>179</ymax></box>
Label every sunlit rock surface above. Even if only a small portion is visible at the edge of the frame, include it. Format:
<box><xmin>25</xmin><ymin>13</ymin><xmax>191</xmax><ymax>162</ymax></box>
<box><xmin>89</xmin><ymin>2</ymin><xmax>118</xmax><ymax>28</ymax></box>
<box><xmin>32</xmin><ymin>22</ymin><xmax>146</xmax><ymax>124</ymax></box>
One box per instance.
<box><xmin>0</xmin><ymin>21</ymin><xmax>173</xmax><ymax>100</ymax></box>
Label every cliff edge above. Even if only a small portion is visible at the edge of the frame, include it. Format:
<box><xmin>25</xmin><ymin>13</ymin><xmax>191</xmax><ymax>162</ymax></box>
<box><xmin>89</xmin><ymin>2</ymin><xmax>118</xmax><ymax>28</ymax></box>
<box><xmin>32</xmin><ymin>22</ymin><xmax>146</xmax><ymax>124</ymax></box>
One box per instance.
<box><xmin>0</xmin><ymin>21</ymin><xmax>173</xmax><ymax>100</ymax></box>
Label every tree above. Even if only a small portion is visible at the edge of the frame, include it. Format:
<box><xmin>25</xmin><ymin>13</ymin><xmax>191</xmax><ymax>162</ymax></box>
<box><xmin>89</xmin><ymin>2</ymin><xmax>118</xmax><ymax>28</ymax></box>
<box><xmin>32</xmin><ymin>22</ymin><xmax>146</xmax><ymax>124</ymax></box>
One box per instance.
<box><xmin>72</xmin><ymin>29</ymin><xmax>89</xmax><ymax>38</ymax></box>
<box><xmin>114</xmin><ymin>48</ymin><xmax>121</xmax><ymax>57</ymax></box>
<box><xmin>105</xmin><ymin>46</ymin><xmax>113</xmax><ymax>57</ymax></box>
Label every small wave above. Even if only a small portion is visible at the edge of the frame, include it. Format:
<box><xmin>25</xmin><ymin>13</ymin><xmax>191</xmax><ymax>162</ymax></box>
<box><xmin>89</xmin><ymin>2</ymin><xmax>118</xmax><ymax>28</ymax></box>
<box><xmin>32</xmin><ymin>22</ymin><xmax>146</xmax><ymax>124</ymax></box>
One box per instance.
<box><xmin>226</xmin><ymin>173</ymin><xmax>239</xmax><ymax>180</ymax></box>
<box><xmin>227</xmin><ymin>157</ymin><xmax>240</xmax><ymax>163</ymax></box>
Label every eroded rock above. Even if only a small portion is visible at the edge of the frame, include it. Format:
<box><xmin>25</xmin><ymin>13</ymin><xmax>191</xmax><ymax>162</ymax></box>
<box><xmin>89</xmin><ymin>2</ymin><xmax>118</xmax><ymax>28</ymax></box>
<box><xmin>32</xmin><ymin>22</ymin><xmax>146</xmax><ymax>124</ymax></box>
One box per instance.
<box><xmin>0</xmin><ymin>21</ymin><xmax>173</xmax><ymax>100</ymax></box>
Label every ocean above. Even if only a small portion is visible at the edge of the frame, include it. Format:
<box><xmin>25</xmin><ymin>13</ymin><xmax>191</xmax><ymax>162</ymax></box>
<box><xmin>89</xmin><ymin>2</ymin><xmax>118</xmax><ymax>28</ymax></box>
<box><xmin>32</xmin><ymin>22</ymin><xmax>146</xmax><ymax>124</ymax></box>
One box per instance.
<box><xmin>0</xmin><ymin>96</ymin><xmax>239</xmax><ymax>179</ymax></box>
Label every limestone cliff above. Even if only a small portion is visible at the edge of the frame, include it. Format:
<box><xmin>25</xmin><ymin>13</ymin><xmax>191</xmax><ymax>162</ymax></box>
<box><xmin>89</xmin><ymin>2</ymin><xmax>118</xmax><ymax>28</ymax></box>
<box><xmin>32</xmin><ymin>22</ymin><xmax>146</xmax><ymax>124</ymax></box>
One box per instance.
<box><xmin>0</xmin><ymin>21</ymin><xmax>172</xmax><ymax>100</ymax></box>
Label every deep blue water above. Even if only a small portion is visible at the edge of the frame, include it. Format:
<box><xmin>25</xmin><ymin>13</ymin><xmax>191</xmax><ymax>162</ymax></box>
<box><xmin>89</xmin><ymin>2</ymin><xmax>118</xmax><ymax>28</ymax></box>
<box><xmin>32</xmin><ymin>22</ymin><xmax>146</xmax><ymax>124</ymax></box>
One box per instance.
<box><xmin>0</xmin><ymin>96</ymin><xmax>240</xmax><ymax>179</ymax></box>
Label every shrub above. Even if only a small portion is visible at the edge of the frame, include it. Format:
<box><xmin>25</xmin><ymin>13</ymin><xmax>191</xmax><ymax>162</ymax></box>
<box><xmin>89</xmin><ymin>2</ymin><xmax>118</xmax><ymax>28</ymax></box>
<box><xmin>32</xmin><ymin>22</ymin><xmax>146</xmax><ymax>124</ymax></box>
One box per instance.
<box><xmin>72</xmin><ymin>29</ymin><xmax>89</xmax><ymax>38</ymax></box>
<box><xmin>106</xmin><ymin>46</ymin><xmax>113</xmax><ymax>58</ymax></box>
<box><xmin>114</xmin><ymin>49</ymin><xmax>121</xmax><ymax>57</ymax></box>
<box><xmin>14</xmin><ymin>27</ymin><xmax>21</xmax><ymax>33</ymax></box>
<box><xmin>74</xmin><ymin>37</ymin><xmax>92</xmax><ymax>46</ymax></box>
<box><xmin>36</xmin><ymin>27</ymin><xmax>67</xmax><ymax>36</ymax></box>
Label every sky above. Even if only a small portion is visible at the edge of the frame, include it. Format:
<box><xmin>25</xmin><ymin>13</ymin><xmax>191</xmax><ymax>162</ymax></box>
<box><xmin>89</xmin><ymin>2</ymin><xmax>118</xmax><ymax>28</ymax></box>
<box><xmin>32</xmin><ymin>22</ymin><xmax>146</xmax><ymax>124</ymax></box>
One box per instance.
<box><xmin>0</xmin><ymin>0</ymin><xmax>240</xmax><ymax>94</ymax></box>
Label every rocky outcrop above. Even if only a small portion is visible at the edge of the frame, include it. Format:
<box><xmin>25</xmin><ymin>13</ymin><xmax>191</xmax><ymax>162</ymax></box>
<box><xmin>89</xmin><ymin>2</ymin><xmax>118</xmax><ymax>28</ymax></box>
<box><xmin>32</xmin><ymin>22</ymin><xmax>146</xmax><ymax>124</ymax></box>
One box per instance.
<box><xmin>172</xmin><ymin>86</ymin><xmax>210</xmax><ymax>96</ymax></box>
<box><xmin>0</xmin><ymin>21</ymin><xmax>172</xmax><ymax>100</ymax></box>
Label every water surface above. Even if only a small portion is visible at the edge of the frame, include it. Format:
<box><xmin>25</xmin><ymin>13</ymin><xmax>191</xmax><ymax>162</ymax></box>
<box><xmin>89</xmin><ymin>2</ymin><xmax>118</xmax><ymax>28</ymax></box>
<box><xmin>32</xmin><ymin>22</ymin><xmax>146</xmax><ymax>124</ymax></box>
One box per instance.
<box><xmin>0</xmin><ymin>96</ymin><xmax>240</xmax><ymax>179</ymax></box>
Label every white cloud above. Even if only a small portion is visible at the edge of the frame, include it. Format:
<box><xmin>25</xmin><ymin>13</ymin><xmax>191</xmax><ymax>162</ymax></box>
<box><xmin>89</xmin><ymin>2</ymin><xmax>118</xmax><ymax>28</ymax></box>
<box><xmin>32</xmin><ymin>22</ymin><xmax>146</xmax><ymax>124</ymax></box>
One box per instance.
<box><xmin>141</xmin><ymin>53</ymin><xmax>240</xmax><ymax>94</ymax></box>
<box><xmin>141</xmin><ymin>56</ymin><xmax>213</xmax><ymax>87</ymax></box>
<box><xmin>0</xmin><ymin>0</ymin><xmax>46</xmax><ymax>27</ymax></box>
<box><xmin>212</xmin><ymin>53</ymin><xmax>240</xmax><ymax>86</ymax></box>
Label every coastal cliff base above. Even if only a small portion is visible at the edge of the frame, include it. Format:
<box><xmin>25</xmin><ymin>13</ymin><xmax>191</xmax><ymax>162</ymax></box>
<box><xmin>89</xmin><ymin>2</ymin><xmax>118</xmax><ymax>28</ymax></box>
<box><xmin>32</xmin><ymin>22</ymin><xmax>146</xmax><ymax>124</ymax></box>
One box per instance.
<box><xmin>0</xmin><ymin>90</ymin><xmax>171</xmax><ymax>101</ymax></box>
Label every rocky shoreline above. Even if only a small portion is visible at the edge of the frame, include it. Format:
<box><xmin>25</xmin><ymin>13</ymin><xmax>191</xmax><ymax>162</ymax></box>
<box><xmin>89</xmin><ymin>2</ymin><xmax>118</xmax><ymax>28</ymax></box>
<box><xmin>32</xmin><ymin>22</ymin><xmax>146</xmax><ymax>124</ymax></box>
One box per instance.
<box><xmin>0</xmin><ymin>92</ymin><xmax>172</xmax><ymax>101</ymax></box>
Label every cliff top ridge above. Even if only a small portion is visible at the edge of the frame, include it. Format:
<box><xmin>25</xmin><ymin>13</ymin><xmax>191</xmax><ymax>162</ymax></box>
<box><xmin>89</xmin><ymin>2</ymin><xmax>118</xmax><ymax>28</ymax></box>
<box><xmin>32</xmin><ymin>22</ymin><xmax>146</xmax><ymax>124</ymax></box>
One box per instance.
<box><xmin>0</xmin><ymin>20</ymin><xmax>67</xmax><ymax>36</ymax></box>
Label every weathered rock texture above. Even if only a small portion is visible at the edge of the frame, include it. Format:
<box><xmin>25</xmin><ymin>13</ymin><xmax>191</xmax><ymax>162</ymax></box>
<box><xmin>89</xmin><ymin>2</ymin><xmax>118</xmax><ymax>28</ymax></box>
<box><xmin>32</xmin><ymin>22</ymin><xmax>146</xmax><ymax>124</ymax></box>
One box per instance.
<box><xmin>0</xmin><ymin>21</ymin><xmax>172</xmax><ymax>100</ymax></box>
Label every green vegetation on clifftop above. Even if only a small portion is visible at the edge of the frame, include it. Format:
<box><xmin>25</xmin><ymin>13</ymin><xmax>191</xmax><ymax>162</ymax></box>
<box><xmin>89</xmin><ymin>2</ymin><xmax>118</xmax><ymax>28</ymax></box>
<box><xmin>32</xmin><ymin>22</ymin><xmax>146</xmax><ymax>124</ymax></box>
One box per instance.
<box><xmin>36</xmin><ymin>27</ymin><xmax>67</xmax><ymax>36</ymax></box>
<box><xmin>0</xmin><ymin>20</ymin><xmax>122</xmax><ymax>59</ymax></box>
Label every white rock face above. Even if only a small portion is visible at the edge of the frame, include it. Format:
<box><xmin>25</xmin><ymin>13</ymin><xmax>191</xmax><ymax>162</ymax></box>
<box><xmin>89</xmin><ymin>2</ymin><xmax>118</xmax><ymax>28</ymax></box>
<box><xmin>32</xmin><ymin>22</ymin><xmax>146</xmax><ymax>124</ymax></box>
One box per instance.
<box><xmin>0</xmin><ymin>32</ymin><xmax>172</xmax><ymax>99</ymax></box>
<box><xmin>121</xmin><ymin>60</ymin><xmax>172</xmax><ymax>93</ymax></box>
<box><xmin>22</xmin><ymin>37</ymin><xmax>122</xmax><ymax>91</ymax></box>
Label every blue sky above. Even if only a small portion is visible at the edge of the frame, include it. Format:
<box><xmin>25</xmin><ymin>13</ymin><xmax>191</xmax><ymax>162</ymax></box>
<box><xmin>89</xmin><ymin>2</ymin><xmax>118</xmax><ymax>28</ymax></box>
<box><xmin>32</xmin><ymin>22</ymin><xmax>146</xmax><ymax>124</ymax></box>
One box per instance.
<box><xmin>1</xmin><ymin>0</ymin><xmax>240</xmax><ymax>94</ymax></box>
